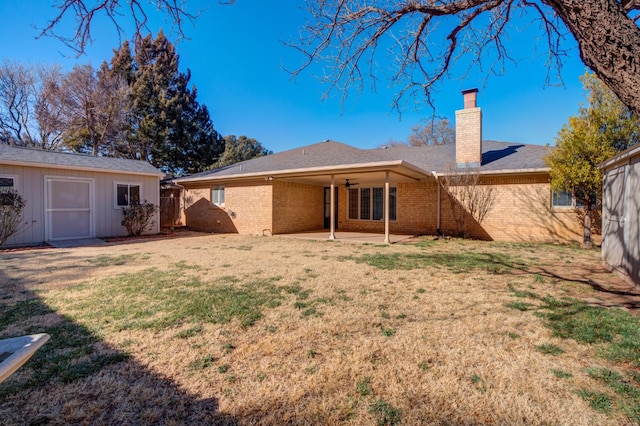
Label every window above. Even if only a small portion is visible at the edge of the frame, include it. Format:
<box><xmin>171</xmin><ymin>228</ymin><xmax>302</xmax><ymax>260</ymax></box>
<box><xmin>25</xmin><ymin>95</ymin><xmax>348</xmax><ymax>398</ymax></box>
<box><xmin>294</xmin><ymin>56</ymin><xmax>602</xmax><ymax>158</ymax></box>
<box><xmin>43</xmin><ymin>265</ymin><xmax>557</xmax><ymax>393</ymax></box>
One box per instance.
<box><xmin>348</xmin><ymin>186</ymin><xmax>397</xmax><ymax>221</ymax></box>
<box><xmin>551</xmin><ymin>189</ymin><xmax>597</xmax><ymax>209</ymax></box>
<box><xmin>0</xmin><ymin>176</ymin><xmax>16</xmax><ymax>206</ymax></box>
<box><xmin>115</xmin><ymin>183</ymin><xmax>140</xmax><ymax>207</ymax></box>
<box><xmin>348</xmin><ymin>188</ymin><xmax>358</xmax><ymax>219</ymax></box>
<box><xmin>212</xmin><ymin>186</ymin><xmax>225</xmax><ymax>206</ymax></box>
<box><xmin>551</xmin><ymin>190</ymin><xmax>573</xmax><ymax>208</ymax></box>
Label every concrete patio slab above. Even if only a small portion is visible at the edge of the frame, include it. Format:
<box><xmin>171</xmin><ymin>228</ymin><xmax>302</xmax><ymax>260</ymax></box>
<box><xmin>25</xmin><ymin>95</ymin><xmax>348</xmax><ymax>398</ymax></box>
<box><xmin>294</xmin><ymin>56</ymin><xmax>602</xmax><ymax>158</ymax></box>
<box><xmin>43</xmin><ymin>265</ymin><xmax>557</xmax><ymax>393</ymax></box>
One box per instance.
<box><xmin>279</xmin><ymin>231</ymin><xmax>415</xmax><ymax>244</ymax></box>
<box><xmin>47</xmin><ymin>238</ymin><xmax>107</xmax><ymax>248</ymax></box>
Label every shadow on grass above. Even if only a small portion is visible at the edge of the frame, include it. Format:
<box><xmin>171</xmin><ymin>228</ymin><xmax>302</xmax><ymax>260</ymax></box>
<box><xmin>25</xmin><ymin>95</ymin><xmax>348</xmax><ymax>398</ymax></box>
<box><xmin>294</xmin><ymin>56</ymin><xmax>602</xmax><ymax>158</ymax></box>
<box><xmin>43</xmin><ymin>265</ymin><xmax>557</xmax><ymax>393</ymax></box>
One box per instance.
<box><xmin>0</xmin><ymin>267</ymin><xmax>237</xmax><ymax>425</ymax></box>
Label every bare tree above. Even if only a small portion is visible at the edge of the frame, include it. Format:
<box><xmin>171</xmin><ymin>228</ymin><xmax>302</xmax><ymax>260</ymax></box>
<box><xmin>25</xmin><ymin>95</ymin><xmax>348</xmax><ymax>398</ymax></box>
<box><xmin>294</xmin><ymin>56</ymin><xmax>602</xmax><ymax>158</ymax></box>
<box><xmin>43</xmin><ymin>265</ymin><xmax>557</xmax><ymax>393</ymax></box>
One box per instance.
<box><xmin>439</xmin><ymin>164</ymin><xmax>495</xmax><ymax>237</ymax></box>
<box><xmin>409</xmin><ymin>118</ymin><xmax>455</xmax><ymax>146</ymax></box>
<box><xmin>0</xmin><ymin>61</ymin><xmax>37</xmax><ymax>145</ymax></box>
<box><xmin>34</xmin><ymin>64</ymin><xmax>66</xmax><ymax>150</ymax></box>
<box><xmin>37</xmin><ymin>0</ymin><xmax>214</xmax><ymax>56</ymax></box>
<box><xmin>0</xmin><ymin>61</ymin><xmax>64</xmax><ymax>149</ymax></box>
<box><xmin>0</xmin><ymin>190</ymin><xmax>25</xmax><ymax>247</ymax></box>
<box><xmin>55</xmin><ymin>64</ymin><xmax>129</xmax><ymax>156</ymax></box>
<box><xmin>291</xmin><ymin>1</ymin><xmax>640</xmax><ymax>118</ymax></box>
<box><xmin>38</xmin><ymin>2</ymin><xmax>640</xmax><ymax>120</ymax></box>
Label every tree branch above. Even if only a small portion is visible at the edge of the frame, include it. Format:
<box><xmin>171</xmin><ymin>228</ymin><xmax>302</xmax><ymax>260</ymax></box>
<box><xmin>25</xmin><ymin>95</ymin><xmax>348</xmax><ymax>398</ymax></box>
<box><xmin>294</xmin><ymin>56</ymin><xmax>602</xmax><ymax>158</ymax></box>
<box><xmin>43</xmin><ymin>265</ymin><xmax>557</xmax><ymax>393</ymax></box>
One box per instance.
<box><xmin>290</xmin><ymin>0</ymin><xmax>569</xmax><ymax>113</ymax></box>
<box><xmin>37</xmin><ymin>0</ymin><xmax>203</xmax><ymax>56</ymax></box>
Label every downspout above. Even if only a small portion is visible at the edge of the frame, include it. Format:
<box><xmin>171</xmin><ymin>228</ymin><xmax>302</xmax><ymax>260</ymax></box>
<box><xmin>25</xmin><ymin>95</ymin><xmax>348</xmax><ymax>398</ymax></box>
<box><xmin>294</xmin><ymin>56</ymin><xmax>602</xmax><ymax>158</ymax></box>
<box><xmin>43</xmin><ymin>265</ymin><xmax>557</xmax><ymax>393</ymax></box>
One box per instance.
<box><xmin>432</xmin><ymin>171</ymin><xmax>441</xmax><ymax>235</ymax></box>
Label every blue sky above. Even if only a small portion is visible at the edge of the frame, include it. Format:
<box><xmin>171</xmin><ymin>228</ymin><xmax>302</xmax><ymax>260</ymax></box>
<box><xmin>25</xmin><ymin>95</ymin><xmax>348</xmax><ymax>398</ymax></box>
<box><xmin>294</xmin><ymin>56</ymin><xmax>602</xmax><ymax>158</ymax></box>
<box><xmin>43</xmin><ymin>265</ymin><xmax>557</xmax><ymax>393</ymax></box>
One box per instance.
<box><xmin>0</xmin><ymin>1</ymin><xmax>589</xmax><ymax>153</ymax></box>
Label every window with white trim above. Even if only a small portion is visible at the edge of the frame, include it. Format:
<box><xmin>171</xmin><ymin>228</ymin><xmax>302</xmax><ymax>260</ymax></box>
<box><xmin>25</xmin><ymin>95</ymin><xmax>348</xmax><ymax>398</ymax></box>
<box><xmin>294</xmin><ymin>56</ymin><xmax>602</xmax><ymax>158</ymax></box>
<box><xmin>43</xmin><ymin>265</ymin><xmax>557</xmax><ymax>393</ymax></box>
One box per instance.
<box><xmin>348</xmin><ymin>186</ymin><xmax>397</xmax><ymax>221</ymax></box>
<box><xmin>211</xmin><ymin>186</ymin><xmax>225</xmax><ymax>206</ymax></box>
<box><xmin>0</xmin><ymin>176</ymin><xmax>16</xmax><ymax>206</ymax></box>
<box><xmin>551</xmin><ymin>190</ymin><xmax>573</xmax><ymax>208</ymax></box>
<box><xmin>115</xmin><ymin>183</ymin><xmax>141</xmax><ymax>207</ymax></box>
<box><xmin>552</xmin><ymin>189</ymin><xmax>597</xmax><ymax>209</ymax></box>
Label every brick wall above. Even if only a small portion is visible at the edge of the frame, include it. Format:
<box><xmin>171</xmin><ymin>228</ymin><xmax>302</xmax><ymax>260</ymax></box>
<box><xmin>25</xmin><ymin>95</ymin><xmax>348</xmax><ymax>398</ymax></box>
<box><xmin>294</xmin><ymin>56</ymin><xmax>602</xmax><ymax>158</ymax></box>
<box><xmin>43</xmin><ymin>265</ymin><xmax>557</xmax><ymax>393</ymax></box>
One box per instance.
<box><xmin>438</xmin><ymin>174</ymin><xmax>594</xmax><ymax>243</ymax></box>
<box><xmin>181</xmin><ymin>173</ymin><xmax>593</xmax><ymax>243</ymax></box>
<box><xmin>339</xmin><ymin>175</ymin><xmax>592</xmax><ymax>243</ymax></box>
<box><xmin>272</xmin><ymin>181</ymin><xmax>324</xmax><ymax>234</ymax></box>
<box><xmin>341</xmin><ymin>182</ymin><xmax>439</xmax><ymax>234</ymax></box>
<box><xmin>182</xmin><ymin>180</ymin><xmax>272</xmax><ymax>234</ymax></box>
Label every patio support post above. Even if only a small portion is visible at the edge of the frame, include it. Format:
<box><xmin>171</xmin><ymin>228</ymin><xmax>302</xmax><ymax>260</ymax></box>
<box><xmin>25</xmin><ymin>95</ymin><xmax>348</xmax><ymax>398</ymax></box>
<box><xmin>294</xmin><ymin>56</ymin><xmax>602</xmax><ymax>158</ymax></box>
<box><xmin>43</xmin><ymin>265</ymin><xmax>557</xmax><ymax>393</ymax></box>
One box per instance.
<box><xmin>384</xmin><ymin>171</ymin><xmax>390</xmax><ymax>244</ymax></box>
<box><xmin>329</xmin><ymin>175</ymin><xmax>336</xmax><ymax>240</ymax></box>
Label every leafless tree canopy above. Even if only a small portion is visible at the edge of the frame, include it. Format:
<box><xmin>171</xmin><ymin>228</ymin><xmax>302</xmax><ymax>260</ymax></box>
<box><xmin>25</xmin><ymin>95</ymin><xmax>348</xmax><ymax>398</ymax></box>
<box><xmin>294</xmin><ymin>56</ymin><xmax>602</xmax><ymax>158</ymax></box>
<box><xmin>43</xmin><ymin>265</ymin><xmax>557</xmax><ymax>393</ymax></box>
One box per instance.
<box><xmin>37</xmin><ymin>0</ymin><xmax>220</xmax><ymax>55</ymax></box>
<box><xmin>291</xmin><ymin>0</ymin><xmax>640</xmax><ymax>116</ymax></box>
<box><xmin>0</xmin><ymin>61</ymin><xmax>65</xmax><ymax>149</ymax></box>
<box><xmin>409</xmin><ymin>118</ymin><xmax>455</xmax><ymax>146</ymax></box>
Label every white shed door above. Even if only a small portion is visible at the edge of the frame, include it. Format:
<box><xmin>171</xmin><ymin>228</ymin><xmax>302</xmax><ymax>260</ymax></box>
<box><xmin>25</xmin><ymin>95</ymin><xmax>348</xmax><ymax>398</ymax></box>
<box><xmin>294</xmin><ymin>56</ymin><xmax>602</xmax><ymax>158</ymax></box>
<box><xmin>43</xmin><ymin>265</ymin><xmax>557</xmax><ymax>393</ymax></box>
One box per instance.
<box><xmin>602</xmin><ymin>165</ymin><xmax>627</xmax><ymax>271</ymax></box>
<box><xmin>46</xmin><ymin>178</ymin><xmax>93</xmax><ymax>241</ymax></box>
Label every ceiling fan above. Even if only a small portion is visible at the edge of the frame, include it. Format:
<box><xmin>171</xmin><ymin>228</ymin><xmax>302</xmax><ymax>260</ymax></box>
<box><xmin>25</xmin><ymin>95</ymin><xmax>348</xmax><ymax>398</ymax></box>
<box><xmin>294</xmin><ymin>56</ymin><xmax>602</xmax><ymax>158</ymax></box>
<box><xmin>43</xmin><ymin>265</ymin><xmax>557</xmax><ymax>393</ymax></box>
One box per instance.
<box><xmin>344</xmin><ymin>179</ymin><xmax>359</xmax><ymax>189</ymax></box>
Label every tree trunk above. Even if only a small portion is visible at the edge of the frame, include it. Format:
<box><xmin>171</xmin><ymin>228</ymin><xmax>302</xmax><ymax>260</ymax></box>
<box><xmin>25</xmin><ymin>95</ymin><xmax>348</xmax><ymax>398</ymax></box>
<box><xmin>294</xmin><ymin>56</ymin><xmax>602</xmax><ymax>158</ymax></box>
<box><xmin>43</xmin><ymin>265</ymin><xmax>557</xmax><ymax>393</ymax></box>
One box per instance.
<box><xmin>583</xmin><ymin>206</ymin><xmax>592</xmax><ymax>248</ymax></box>
<box><xmin>542</xmin><ymin>0</ymin><xmax>640</xmax><ymax>116</ymax></box>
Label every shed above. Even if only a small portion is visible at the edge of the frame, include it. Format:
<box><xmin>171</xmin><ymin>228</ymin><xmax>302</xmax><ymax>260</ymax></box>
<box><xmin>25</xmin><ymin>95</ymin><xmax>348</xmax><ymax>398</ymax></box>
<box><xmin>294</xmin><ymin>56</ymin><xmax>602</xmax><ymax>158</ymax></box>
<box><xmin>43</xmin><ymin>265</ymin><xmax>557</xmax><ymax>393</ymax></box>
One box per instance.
<box><xmin>600</xmin><ymin>144</ymin><xmax>640</xmax><ymax>284</ymax></box>
<box><xmin>0</xmin><ymin>145</ymin><xmax>163</xmax><ymax>247</ymax></box>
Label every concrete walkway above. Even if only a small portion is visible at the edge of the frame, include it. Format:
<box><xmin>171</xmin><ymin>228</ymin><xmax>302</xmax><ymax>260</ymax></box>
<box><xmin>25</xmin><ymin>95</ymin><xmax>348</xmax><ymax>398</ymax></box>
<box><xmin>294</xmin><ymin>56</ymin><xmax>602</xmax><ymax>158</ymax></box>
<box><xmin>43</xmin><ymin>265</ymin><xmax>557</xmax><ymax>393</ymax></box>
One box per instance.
<box><xmin>47</xmin><ymin>238</ymin><xmax>107</xmax><ymax>248</ymax></box>
<box><xmin>279</xmin><ymin>231</ymin><xmax>415</xmax><ymax>244</ymax></box>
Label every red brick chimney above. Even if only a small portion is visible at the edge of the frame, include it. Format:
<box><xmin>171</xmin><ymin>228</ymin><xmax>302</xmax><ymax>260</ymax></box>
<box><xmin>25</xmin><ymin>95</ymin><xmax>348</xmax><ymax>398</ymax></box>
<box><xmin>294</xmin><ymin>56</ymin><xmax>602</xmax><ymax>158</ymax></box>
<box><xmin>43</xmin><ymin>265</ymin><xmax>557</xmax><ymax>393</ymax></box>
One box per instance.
<box><xmin>455</xmin><ymin>88</ymin><xmax>482</xmax><ymax>168</ymax></box>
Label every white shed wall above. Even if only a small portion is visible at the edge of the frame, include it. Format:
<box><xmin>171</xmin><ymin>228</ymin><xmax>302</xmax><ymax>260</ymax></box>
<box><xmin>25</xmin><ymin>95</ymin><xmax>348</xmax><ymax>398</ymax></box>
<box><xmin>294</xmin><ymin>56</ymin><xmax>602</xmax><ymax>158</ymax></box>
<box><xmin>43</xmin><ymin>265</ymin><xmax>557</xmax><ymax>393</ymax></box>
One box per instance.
<box><xmin>0</xmin><ymin>164</ymin><xmax>160</xmax><ymax>246</ymax></box>
<box><xmin>602</xmin><ymin>151</ymin><xmax>640</xmax><ymax>284</ymax></box>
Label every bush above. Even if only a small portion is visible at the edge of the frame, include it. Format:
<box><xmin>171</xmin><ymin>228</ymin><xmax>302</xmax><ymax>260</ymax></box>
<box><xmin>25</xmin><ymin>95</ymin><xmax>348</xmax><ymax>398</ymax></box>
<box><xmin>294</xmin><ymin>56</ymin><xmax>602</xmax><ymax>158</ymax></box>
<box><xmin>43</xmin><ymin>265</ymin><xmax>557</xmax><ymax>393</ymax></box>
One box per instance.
<box><xmin>0</xmin><ymin>190</ymin><xmax>26</xmax><ymax>246</ymax></box>
<box><xmin>121</xmin><ymin>201</ymin><xmax>158</xmax><ymax>236</ymax></box>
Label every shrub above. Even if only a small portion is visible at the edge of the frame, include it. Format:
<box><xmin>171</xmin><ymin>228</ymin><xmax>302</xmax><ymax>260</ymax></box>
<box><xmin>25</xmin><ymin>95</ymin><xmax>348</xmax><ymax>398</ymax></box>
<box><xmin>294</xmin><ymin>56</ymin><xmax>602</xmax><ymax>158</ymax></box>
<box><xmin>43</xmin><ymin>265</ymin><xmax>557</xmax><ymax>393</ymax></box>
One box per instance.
<box><xmin>121</xmin><ymin>201</ymin><xmax>158</xmax><ymax>236</ymax></box>
<box><xmin>0</xmin><ymin>190</ymin><xmax>25</xmax><ymax>246</ymax></box>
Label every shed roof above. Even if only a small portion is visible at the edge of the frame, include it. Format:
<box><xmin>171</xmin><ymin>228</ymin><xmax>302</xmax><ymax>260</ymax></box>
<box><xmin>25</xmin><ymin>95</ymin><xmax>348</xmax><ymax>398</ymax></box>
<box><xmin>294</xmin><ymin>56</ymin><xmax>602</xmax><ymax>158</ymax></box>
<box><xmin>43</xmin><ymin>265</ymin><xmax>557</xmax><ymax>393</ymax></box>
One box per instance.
<box><xmin>0</xmin><ymin>144</ymin><xmax>163</xmax><ymax>177</ymax></box>
<box><xmin>599</xmin><ymin>143</ymin><xmax>640</xmax><ymax>170</ymax></box>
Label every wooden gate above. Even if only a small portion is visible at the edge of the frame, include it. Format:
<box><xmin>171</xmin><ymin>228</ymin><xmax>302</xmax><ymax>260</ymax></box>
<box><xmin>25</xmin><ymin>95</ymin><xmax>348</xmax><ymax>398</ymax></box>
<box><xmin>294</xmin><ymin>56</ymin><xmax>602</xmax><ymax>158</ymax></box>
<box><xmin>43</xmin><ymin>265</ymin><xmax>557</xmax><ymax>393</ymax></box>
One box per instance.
<box><xmin>160</xmin><ymin>188</ymin><xmax>181</xmax><ymax>228</ymax></box>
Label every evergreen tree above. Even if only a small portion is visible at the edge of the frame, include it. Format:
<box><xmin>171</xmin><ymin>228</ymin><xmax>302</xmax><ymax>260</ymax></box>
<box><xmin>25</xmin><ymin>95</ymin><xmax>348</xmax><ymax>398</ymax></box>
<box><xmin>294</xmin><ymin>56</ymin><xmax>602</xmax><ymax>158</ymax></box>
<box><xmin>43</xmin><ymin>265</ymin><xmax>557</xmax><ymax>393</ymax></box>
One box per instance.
<box><xmin>101</xmin><ymin>31</ymin><xmax>224</xmax><ymax>173</ymax></box>
<box><xmin>213</xmin><ymin>135</ymin><xmax>272</xmax><ymax>168</ymax></box>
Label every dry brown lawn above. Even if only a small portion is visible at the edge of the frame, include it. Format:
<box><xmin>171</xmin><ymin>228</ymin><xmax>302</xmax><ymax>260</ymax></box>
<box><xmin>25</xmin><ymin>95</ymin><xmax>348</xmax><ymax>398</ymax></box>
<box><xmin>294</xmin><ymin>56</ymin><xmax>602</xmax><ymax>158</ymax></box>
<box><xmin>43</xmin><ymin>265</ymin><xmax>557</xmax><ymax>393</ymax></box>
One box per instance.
<box><xmin>1</xmin><ymin>232</ymin><xmax>639</xmax><ymax>425</ymax></box>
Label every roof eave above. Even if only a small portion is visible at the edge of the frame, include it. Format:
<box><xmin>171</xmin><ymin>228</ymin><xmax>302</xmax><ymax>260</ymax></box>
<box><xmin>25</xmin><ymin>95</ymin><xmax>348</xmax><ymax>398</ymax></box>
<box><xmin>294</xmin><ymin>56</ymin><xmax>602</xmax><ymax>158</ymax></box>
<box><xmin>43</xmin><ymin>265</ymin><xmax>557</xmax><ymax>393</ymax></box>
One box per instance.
<box><xmin>175</xmin><ymin>160</ymin><xmax>431</xmax><ymax>183</ymax></box>
<box><xmin>0</xmin><ymin>159</ymin><xmax>163</xmax><ymax>177</ymax></box>
<box><xmin>431</xmin><ymin>167</ymin><xmax>550</xmax><ymax>177</ymax></box>
<box><xmin>598</xmin><ymin>144</ymin><xmax>640</xmax><ymax>169</ymax></box>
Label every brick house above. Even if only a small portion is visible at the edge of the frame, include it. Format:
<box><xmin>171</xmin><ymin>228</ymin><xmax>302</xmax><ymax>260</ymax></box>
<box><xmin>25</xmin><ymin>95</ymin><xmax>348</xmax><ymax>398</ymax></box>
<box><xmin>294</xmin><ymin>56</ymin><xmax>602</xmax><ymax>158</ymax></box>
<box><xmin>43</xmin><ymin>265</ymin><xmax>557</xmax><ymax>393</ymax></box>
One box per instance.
<box><xmin>174</xmin><ymin>90</ymin><xmax>586</xmax><ymax>243</ymax></box>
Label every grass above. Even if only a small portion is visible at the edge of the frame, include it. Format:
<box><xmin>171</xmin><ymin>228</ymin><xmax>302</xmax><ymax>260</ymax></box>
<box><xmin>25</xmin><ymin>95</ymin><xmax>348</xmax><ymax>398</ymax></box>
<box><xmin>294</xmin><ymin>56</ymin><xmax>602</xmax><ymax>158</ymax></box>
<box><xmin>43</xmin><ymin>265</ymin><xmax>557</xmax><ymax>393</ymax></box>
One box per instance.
<box><xmin>369</xmin><ymin>399</ymin><xmax>402</xmax><ymax>426</ymax></box>
<box><xmin>535</xmin><ymin>343</ymin><xmax>565</xmax><ymax>356</ymax></box>
<box><xmin>0</xmin><ymin>234</ymin><xmax>636</xmax><ymax>425</ymax></box>
<box><xmin>63</xmin><ymin>268</ymin><xmax>288</xmax><ymax>330</ymax></box>
<box><xmin>339</xmin><ymin>251</ymin><xmax>525</xmax><ymax>273</ymax></box>
<box><xmin>536</xmin><ymin>296</ymin><xmax>640</xmax><ymax>365</ymax></box>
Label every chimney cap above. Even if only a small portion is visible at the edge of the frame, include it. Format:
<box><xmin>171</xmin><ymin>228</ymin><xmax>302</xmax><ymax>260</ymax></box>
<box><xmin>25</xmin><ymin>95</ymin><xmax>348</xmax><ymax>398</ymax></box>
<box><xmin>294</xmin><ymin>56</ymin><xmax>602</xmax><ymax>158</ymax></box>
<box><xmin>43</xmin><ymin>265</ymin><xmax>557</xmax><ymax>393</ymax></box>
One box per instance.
<box><xmin>461</xmin><ymin>88</ymin><xmax>479</xmax><ymax>95</ymax></box>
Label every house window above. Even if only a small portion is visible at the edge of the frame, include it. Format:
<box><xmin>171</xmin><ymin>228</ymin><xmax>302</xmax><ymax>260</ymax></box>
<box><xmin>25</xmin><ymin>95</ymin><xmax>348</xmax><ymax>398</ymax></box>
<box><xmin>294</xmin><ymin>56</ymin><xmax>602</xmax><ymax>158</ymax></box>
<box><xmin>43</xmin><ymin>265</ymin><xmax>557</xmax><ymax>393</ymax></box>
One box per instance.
<box><xmin>212</xmin><ymin>186</ymin><xmax>225</xmax><ymax>206</ymax></box>
<box><xmin>551</xmin><ymin>189</ymin><xmax>596</xmax><ymax>209</ymax></box>
<box><xmin>115</xmin><ymin>183</ymin><xmax>140</xmax><ymax>207</ymax></box>
<box><xmin>348</xmin><ymin>186</ymin><xmax>397</xmax><ymax>221</ymax></box>
<box><xmin>551</xmin><ymin>190</ymin><xmax>573</xmax><ymax>208</ymax></box>
<box><xmin>0</xmin><ymin>176</ymin><xmax>16</xmax><ymax>206</ymax></box>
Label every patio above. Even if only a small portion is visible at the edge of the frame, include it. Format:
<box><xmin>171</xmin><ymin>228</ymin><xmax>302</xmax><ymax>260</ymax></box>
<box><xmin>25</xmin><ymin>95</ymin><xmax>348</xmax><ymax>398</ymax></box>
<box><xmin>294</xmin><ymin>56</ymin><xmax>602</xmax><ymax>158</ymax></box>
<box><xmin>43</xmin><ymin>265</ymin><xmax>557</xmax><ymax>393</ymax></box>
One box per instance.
<box><xmin>278</xmin><ymin>230</ymin><xmax>416</xmax><ymax>244</ymax></box>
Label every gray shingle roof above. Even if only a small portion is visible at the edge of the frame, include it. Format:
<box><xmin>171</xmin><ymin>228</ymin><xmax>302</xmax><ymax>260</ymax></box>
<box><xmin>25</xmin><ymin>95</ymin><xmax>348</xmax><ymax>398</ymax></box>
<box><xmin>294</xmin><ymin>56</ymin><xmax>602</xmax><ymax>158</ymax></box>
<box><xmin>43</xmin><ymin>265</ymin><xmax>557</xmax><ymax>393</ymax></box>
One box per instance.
<box><xmin>0</xmin><ymin>144</ymin><xmax>163</xmax><ymax>176</ymax></box>
<box><xmin>183</xmin><ymin>140</ymin><xmax>388</xmax><ymax>179</ymax></box>
<box><xmin>371</xmin><ymin>140</ymin><xmax>550</xmax><ymax>173</ymax></box>
<box><xmin>177</xmin><ymin>139</ymin><xmax>550</xmax><ymax>182</ymax></box>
